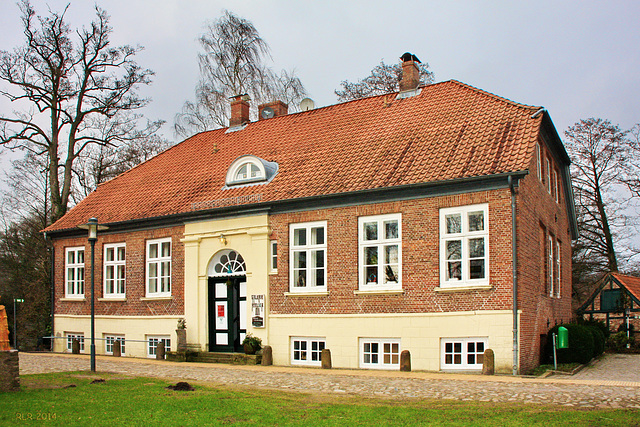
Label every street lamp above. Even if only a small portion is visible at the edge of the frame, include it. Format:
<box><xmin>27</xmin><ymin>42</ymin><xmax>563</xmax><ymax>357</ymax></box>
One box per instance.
<box><xmin>13</xmin><ymin>298</ymin><xmax>24</xmax><ymax>349</ymax></box>
<box><xmin>78</xmin><ymin>217</ymin><xmax>108</xmax><ymax>371</ymax></box>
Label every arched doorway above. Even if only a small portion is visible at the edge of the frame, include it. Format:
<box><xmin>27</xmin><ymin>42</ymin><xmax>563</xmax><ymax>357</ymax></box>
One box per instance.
<box><xmin>207</xmin><ymin>250</ymin><xmax>247</xmax><ymax>352</ymax></box>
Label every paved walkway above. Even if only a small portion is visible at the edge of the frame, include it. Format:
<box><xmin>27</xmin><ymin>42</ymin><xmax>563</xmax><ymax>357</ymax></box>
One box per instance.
<box><xmin>19</xmin><ymin>352</ymin><xmax>640</xmax><ymax>409</ymax></box>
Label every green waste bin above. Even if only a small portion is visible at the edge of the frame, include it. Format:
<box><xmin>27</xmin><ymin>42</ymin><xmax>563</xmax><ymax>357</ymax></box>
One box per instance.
<box><xmin>557</xmin><ymin>326</ymin><xmax>568</xmax><ymax>349</ymax></box>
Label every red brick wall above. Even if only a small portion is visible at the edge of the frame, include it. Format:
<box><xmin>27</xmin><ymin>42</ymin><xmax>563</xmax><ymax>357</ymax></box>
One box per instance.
<box><xmin>53</xmin><ymin>225</ymin><xmax>185</xmax><ymax>317</ymax></box>
<box><xmin>516</xmin><ymin>139</ymin><xmax>572</xmax><ymax>372</ymax></box>
<box><xmin>269</xmin><ymin>189</ymin><xmax>515</xmax><ymax>315</ymax></box>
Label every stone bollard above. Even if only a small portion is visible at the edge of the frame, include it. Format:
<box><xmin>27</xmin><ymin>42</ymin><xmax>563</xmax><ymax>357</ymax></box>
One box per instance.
<box><xmin>261</xmin><ymin>345</ymin><xmax>273</xmax><ymax>366</ymax></box>
<box><xmin>176</xmin><ymin>329</ymin><xmax>187</xmax><ymax>352</ymax></box>
<box><xmin>321</xmin><ymin>348</ymin><xmax>332</xmax><ymax>369</ymax></box>
<box><xmin>0</xmin><ymin>350</ymin><xmax>20</xmax><ymax>392</ymax></box>
<box><xmin>156</xmin><ymin>342</ymin><xmax>165</xmax><ymax>360</ymax></box>
<box><xmin>400</xmin><ymin>350</ymin><xmax>411</xmax><ymax>372</ymax></box>
<box><xmin>482</xmin><ymin>348</ymin><xmax>495</xmax><ymax>375</ymax></box>
<box><xmin>72</xmin><ymin>339</ymin><xmax>80</xmax><ymax>354</ymax></box>
<box><xmin>113</xmin><ymin>340</ymin><xmax>121</xmax><ymax>357</ymax></box>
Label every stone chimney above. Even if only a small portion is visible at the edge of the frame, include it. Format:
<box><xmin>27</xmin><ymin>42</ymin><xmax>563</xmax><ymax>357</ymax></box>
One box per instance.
<box><xmin>230</xmin><ymin>94</ymin><xmax>250</xmax><ymax>127</ymax></box>
<box><xmin>399</xmin><ymin>52</ymin><xmax>421</xmax><ymax>92</ymax></box>
<box><xmin>258</xmin><ymin>101</ymin><xmax>289</xmax><ymax>120</ymax></box>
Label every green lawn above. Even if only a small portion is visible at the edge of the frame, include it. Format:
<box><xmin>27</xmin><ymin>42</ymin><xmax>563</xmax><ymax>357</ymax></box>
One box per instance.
<box><xmin>1</xmin><ymin>372</ymin><xmax>638</xmax><ymax>426</ymax></box>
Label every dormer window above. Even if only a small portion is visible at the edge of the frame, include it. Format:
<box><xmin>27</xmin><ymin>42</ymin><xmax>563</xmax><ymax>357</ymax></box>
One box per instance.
<box><xmin>225</xmin><ymin>155</ymin><xmax>278</xmax><ymax>188</ymax></box>
<box><xmin>235</xmin><ymin>162</ymin><xmax>262</xmax><ymax>181</ymax></box>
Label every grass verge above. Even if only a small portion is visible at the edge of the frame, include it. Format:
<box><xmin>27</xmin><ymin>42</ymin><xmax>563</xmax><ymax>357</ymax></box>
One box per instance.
<box><xmin>1</xmin><ymin>372</ymin><xmax>638</xmax><ymax>426</ymax></box>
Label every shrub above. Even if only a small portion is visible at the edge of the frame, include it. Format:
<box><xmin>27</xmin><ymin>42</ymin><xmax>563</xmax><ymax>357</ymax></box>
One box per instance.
<box><xmin>608</xmin><ymin>331</ymin><xmax>630</xmax><ymax>352</ymax></box>
<box><xmin>545</xmin><ymin>324</ymin><xmax>595</xmax><ymax>365</ymax></box>
<box><xmin>586</xmin><ymin>326</ymin><xmax>605</xmax><ymax>357</ymax></box>
<box><xmin>578</xmin><ymin>318</ymin><xmax>610</xmax><ymax>338</ymax></box>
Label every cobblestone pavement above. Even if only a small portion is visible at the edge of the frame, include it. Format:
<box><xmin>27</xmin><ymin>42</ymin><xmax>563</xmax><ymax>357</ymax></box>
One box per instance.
<box><xmin>19</xmin><ymin>352</ymin><xmax>640</xmax><ymax>409</ymax></box>
<box><xmin>565</xmin><ymin>354</ymin><xmax>640</xmax><ymax>383</ymax></box>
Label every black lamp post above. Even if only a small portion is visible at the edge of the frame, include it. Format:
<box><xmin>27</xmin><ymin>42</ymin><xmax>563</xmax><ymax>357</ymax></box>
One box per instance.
<box><xmin>79</xmin><ymin>217</ymin><xmax>108</xmax><ymax>371</ymax></box>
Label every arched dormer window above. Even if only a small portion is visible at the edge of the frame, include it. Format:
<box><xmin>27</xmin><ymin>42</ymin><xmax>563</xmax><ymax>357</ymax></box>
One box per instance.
<box><xmin>224</xmin><ymin>155</ymin><xmax>278</xmax><ymax>188</ymax></box>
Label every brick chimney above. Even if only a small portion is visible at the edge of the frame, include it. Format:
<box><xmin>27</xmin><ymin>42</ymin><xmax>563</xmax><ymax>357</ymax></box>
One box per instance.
<box><xmin>399</xmin><ymin>52</ymin><xmax>421</xmax><ymax>92</ymax></box>
<box><xmin>230</xmin><ymin>94</ymin><xmax>250</xmax><ymax>127</ymax></box>
<box><xmin>258</xmin><ymin>101</ymin><xmax>289</xmax><ymax>120</ymax></box>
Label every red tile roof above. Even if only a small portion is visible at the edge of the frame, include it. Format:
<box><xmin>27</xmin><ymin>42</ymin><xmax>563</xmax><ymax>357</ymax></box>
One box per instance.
<box><xmin>612</xmin><ymin>273</ymin><xmax>640</xmax><ymax>302</ymax></box>
<box><xmin>46</xmin><ymin>80</ymin><xmax>544</xmax><ymax>232</ymax></box>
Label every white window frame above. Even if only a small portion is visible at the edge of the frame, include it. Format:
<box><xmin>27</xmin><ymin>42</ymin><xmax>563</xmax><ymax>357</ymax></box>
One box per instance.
<box><xmin>548</xmin><ymin>234</ymin><xmax>554</xmax><ymax>297</ymax></box>
<box><xmin>146</xmin><ymin>238</ymin><xmax>171</xmax><ymax>297</ymax></box>
<box><xmin>439</xmin><ymin>204</ymin><xmax>489</xmax><ymax>288</ymax></box>
<box><xmin>103</xmin><ymin>243</ymin><xmax>126</xmax><ymax>298</ymax></box>
<box><xmin>555</xmin><ymin>240</ymin><xmax>561</xmax><ymax>298</ymax></box>
<box><xmin>546</xmin><ymin>157</ymin><xmax>551</xmax><ymax>193</ymax></box>
<box><xmin>554</xmin><ymin>169</ymin><xmax>560</xmax><ymax>203</ymax></box>
<box><xmin>536</xmin><ymin>142</ymin><xmax>542</xmax><ymax>180</ymax></box>
<box><xmin>65</xmin><ymin>333</ymin><xmax>85</xmax><ymax>352</ymax></box>
<box><xmin>270</xmin><ymin>240</ymin><xmax>278</xmax><ymax>274</ymax></box>
<box><xmin>290</xmin><ymin>337</ymin><xmax>326</xmax><ymax>366</ymax></box>
<box><xmin>104</xmin><ymin>335</ymin><xmax>126</xmax><ymax>355</ymax></box>
<box><xmin>147</xmin><ymin>335</ymin><xmax>171</xmax><ymax>358</ymax></box>
<box><xmin>289</xmin><ymin>221</ymin><xmax>327</xmax><ymax>293</ymax></box>
<box><xmin>65</xmin><ymin>247</ymin><xmax>85</xmax><ymax>298</ymax></box>
<box><xmin>225</xmin><ymin>156</ymin><xmax>266</xmax><ymax>185</ymax></box>
<box><xmin>358</xmin><ymin>213</ymin><xmax>402</xmax><ymax>291</ymax></box>
<box><xmin>440</xmin><ymin>337</ymin><xmax>488</xmax><ymax>370</ymax></box>
<box><xmin>359</xmin><ymin>338</ymin><xmax>401</xmax><ymax>370</ymax></box>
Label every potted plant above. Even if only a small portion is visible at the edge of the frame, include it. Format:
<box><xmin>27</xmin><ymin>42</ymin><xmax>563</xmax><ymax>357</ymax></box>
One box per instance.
<box><xmin>176</xmin><ymin>318</ymin><xmax>187</xmax><ymax>352</ymax></box>
<box><xmin>242</xmin><ymin>333</ymin><xmax>262</xmax><ymax>355</ymax></box>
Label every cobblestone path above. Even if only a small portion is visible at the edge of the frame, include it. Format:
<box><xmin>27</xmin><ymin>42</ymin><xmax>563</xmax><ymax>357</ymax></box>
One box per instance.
<box><xmin>19</xmin><ymin>352</ymin><xmax>640</xmax><ymax>409</ymax></box>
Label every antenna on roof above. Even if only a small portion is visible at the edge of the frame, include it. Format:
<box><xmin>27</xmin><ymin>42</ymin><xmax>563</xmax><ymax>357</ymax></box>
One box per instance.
<box><xmin>299</xmin><ymin>98</ymin><xmax>315</xmax><ymax>111</ymax></box>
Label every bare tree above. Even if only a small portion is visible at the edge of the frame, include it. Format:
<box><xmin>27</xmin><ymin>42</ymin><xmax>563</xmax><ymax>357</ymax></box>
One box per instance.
<box><xmin>174</xmin><ymin>10</ymin><xmax>306</xmax><ymax>138</ymax></box>
<box><xmin>335</xmin><ymin>59</ymin><xmax>434</xmax><ymax>102</ymax></box>
<box><xmin>0</xmin><ymin>1</ymin><xmax>155</xmax><ymax>223</ymax></box>
<box><xmin>565</xmin><ymin>118</ymin><xmax>629</xmax><ymax>276</ymax></box>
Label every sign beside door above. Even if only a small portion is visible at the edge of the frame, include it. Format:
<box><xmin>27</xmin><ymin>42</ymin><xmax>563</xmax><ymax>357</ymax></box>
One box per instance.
<box><xmin>251</xmin><ymin>294</ymin><xmax>265</xmax><ymax>328</ymax></box>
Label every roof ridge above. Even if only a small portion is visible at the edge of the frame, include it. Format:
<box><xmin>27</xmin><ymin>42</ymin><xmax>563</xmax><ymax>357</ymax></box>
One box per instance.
<box><xmin>447</xmin><ymin>79</ymin><xmax>542</xmax><ymax>111</ymax></box>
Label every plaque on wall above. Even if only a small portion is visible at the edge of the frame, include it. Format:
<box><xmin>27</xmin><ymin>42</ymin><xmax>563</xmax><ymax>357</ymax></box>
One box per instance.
<box><xmin>251</xmin><ymin>294</ymin><xmax>265</xmax><ymax>328</ymax></box>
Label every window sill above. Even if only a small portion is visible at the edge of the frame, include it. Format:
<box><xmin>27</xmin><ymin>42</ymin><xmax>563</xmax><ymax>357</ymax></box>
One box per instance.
<box><xmin>434</xmin><ymin>284</ymin><xmax>493</xmax><ymax>293</ymax></box>
<box><xmin>140</xmin><ymin>296</ymin><xmax>173</xmax><ymax>301</ymax></box>
<box><xmin>284</xmin><ymin>291</ymin><xmax>329</xmax><ymax>297</ymax></box>
<box><xmin>60</xmin><ymin>297</ymin><xmax>86</xmax><ymax>302</ymax></box>
<box><xmin>269</xmin><ymin>270</ymin><xmax>278</xmax><ymax>275</ymax></box>
<box><xmin>354</xmin><ymin>289</ymin><xmax>404</xmax><ymax>296</ymax></box>
<box><xmin>98</xmin><ymin>297</ymin><xmax>127</xmax><ymax>302</ymax></box>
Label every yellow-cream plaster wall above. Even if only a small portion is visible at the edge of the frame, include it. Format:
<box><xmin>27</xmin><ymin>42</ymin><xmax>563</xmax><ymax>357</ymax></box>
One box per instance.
<box><xmin>269</xmin><ymin>310</ymin><xmax>518</xmax><ymax>372</ymax></box>
<box><xmin>53</xmin><ymin>315</ymin><xmax>179</xmax><ymax>357</ymax></box>
<box><xmin>182</xmin><ymin>214</ymin><xmax>270</xmax><ymax>352</ymax></box>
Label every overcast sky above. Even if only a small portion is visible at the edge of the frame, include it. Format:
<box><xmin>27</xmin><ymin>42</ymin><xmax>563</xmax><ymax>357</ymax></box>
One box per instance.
<box><xmin>1</xmin><ymin>0</ymin><xmax>639</xmax><ymax>151</ymax></box>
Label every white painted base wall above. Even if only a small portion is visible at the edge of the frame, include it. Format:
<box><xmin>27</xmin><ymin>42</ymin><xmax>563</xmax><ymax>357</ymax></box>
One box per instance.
<box><xmin>269</xmin><ymin>310</ymin><xmax>517</xmax><ymax>372</ymax></box>
<box><xmin>53</xmin><ymin>315</ymin><xmax>181</xmax><ymax>358</ymax></box>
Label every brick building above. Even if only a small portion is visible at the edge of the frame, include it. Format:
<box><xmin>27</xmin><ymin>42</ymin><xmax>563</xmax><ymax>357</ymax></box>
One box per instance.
<box><xmin>44</xmin><ymin>54</ymin><xmax>577</xmax><ymax>373</ymax></box>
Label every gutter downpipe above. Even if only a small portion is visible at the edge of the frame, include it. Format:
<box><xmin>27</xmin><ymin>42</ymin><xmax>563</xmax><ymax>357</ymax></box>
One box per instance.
<box><xmin>508</xmin><ymin>175</ymin><xmax>519</xmax><ymax>375</ymax></box>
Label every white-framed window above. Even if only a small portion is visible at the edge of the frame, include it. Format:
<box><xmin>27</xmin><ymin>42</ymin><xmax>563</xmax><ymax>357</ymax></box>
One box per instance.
<box><xmin>440</xmin><ymin>204</ymin><xmax>489</xmax><ymax>287</ymax></box>
<box><xmin>146</xmin><ymin>238</ymin><xmax>171</xmax><ymax>297</ymax></box>
<box><xmin>270</xmin><ymin>240</ymin><xmax>278</xmax><ymax>273</ymax></box>
<box><xmin>441</xmin><ymin>337</ymin><xmax>487</xmax><ymax>370</ymax></box>
<box><xmin>65</xmin><ymin>333</ymin><xmax>85</xmax><ymax>352</ymax></box>
<box><xmin>225</xmin><ymin>155</ymin><xmax>272</xmax><ymax>186</ymax></box>
<box><xmin>147</xmin><ymin>335</ymin><xmax>171</xmax><ymax>358</ymax></box>
<box><xmin>556</xmin><ymin>240</ymin><xmax>561</xmax><ymax>298</ymax></box>
<box><xmin>359</xmin><ymin>338</ymin><xmax>400</xmax><ymax>369</ymax></box>
<box><xmin>291</xmin><ymin>337</ymin><xmax>326</xmax><ymax>366</ymax></box>
<box><xmin>546</xmin><ymin>157</ymin><xmax>551</xmax><ymax>193</ymax></box>
<box><xmin>65</xmin><ymin>247</ymin><xmax>85</xmax><ymax>298</ymax></box>
<box><xmin>536</xmin><ymin>142</ymin><xmax>542</xmax><ymax>180</ymax></box>
<box><xmin>548</xmin><ymin>234</ymin><xmax>554</xmax><ymax>297</ymax></box>
<box><xmin>358</xmin><ymin>214</ymin><xmax>401</xmax><ymax>290</ymax></box>
<box><xmin>289</xmin><ymin>221</ymin><xmax>327</xmax><ymax>292</ymax></box>
<box><xmin>104</xmin><ymin>335</ymin><xmax>126</xmax><ymax>355</ymax></box>
<box><xmin>103</xmin><ymin>243</ymin><xmax>126</xmax><ymax>298</ymax></box>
